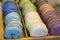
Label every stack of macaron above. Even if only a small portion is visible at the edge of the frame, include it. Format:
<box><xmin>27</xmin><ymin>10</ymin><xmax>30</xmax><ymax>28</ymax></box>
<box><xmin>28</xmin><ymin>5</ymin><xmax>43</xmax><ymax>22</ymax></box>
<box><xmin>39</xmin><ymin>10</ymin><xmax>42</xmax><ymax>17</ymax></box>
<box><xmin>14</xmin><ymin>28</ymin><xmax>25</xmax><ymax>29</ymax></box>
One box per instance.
<box><xmin>19</xmin><ymin>0</ymin><xmax>48</xmax><ymax>37</ymax></box>
<box><xmin>2</xmin><ymin>1</ymin><xmax>23</xmax><ymax>38</ymax></box>
<box><xmin>35</xmin><ymin>0</ymin><xmax>60</xmax><ymax>36</ymax></box>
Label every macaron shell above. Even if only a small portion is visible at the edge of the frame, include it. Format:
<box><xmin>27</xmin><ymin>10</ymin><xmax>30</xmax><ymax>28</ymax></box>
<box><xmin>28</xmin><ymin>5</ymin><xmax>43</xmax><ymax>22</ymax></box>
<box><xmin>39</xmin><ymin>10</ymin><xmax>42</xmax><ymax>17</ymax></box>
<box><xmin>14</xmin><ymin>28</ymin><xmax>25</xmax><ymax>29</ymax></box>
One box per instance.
<box><xmin>50</xmin><ymin>25</ymin><xmax>60</xmax><ymax>35</ymax></box>
<box><xmin>5</xmin><ymin>27</ymin><xmax>22</xmax><ymax>38</ymax></box>
<box><xmin>29</xmin><ymin>21</ymin><xmax>48</xmax><ymax>36</ymax></box>
<box><xmin>30</xmin><ymin>28</ymin><xmax>48</xmax><ymax>36</ymax></box>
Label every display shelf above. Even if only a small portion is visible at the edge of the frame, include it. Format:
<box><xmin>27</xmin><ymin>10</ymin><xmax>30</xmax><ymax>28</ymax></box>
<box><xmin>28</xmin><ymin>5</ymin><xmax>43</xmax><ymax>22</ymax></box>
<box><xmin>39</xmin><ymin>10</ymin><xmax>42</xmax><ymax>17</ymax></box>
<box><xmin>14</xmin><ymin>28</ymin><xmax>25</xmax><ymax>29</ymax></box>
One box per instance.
<box><xmin>0</xmin><ymin>0</ymin><xmax>60</xmax><ymax>40</ymax></box>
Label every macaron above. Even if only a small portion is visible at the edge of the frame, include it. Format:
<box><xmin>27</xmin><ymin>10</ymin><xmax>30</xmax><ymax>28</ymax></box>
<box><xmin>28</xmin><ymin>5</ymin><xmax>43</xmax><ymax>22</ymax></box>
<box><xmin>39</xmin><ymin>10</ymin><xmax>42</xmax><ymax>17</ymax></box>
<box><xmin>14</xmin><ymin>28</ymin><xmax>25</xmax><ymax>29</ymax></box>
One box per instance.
<box><xmin>5</xmin><ymin>27</ymin><xmax>22</xmax><ymax>38</ymax></box>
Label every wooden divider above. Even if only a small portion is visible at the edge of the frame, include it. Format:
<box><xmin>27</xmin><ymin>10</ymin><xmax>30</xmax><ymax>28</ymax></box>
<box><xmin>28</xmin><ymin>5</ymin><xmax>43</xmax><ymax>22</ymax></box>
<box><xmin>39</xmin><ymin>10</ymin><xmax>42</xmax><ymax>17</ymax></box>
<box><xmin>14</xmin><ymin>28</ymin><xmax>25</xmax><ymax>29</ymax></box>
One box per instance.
<box><xmin>0</xmin><ymin>2</ymin><xmax>4</xmax><ymax>40</ymax></box>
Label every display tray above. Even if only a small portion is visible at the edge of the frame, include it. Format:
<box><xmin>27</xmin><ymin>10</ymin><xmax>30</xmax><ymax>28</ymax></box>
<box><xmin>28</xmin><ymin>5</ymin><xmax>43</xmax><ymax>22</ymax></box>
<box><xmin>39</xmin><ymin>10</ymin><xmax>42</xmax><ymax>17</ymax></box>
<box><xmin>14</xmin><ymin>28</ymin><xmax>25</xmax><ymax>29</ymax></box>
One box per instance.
<box><xmin>0</xmin><ymin>1</ymin><xmax>60</xmax><ymax>40</ymax></box>
<box><xmin>3</xmin><ymin>12</ymin><xmax>60</xmax><ymax>40</ymax></box>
